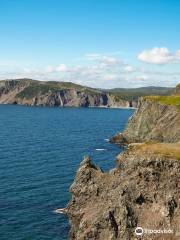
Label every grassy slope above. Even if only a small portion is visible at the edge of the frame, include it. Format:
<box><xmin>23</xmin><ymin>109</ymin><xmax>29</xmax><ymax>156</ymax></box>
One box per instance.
<box><xmin>144</xmin><ymin>95</ymin><xmax>180</xmax><ymax>107</ymax></box>
<box><xmin>133</xmin><ymin>143</ymin><xmax>180</xmax><ymax>160</ymax></box>
<box><xmin>105</xmin><ymin>86</ymin><xmax>174</xmax><ymax>101</ymax></box>
<box><xmin>15</xmin><ymin>79</ymin><xmax>101</xmax><ymax>99</ymax></box>
<box><xmin>0</xmin><ymin>79</ymin><xmax>177</xmax><ymax>102</ymax></box>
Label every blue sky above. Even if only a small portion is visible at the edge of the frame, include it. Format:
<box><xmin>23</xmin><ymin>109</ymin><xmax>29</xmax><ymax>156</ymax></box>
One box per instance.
<box><xmin>0</xmin><ymin>0</ymin><xmax>180</xmax><ymax>88</ymax></box>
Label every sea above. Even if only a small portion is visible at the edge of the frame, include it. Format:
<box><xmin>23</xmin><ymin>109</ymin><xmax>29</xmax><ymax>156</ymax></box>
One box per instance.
<box><xmin>0</xmin><ymin>104</ymin><xmax>134</xmax><ymax>240</ymax></box>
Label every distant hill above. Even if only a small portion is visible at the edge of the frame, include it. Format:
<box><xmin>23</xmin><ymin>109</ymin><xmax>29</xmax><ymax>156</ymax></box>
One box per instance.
<box><xmin>0</xmin><ymin>78</ymin><xmax>176</xmax><ymax>108</ymax></box>
<box><xmin>0</xmin><ymin>79</ymin><xmax>132</xmax><ymax>107</ymax></box>
<box><xmin>104</xmin><ymin>86</ymin><xmax>174</xmax><ymax>101</ymax></box>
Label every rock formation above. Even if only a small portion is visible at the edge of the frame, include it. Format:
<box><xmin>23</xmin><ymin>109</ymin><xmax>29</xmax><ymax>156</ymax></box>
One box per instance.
<box><xmin>65</xmin><ymin>87</ymin><xmax>180</xmax><ymax>240</ymax></box>
<box><xmin>0</xmin><ymin>79</ymin><xmax>133</xmax><ymax>108</ymax></box>
<box><xmin>66</xmin><ymin>146</ymin><xmax>180</xmax><ymax>239</ymax></box>
<box><xmin>110</xmin><ymin>96</ymin><xmax>180</xmax><ymax>144</ymax></box>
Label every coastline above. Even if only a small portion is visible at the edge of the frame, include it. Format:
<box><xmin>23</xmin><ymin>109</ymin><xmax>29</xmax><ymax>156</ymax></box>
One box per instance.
<box><xmin>0</xmin><ymin>103</ymin><xmax>137</xmax><ymax>110</ymax></box>
<box><xmin>62</xmin><ymin>93</ymin><xmax>180</xmax><ymax>239</ymax></box>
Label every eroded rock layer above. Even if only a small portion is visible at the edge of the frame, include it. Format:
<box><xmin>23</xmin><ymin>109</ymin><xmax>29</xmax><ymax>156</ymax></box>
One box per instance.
<box><xmin>67</xmin><ymin>147</ymin><xmax>180</xmax><ymax>240</ymax></box>
<box><xmin>110</xmin><ymin>97</ymin><xmax>180</xmax><ymax>144</ymax></box>
<box><xmin>0</xmin><ymin>79</ymin><xmax>133</xmax><ymax>108</ymax></box>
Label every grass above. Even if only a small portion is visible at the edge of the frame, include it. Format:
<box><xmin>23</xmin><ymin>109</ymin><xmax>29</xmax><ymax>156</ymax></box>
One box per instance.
<box><xmin>133</xmin><ymin>142</ymin><xmax>180</xmax><ymax>160</ymax></box>
<box><xmin>144</xmin><ymin>95</ymin><xmax>180</xmax><ymax>107</ymax></box>
<box><xmin>107</xmin><ymin>87</ymin><xmax>173</xmax><ymax>101</ymax></box>
<box><xmin>16</xmin><ymin>80</ymin><xmax>102</xmax><ymax>99</ymax></box>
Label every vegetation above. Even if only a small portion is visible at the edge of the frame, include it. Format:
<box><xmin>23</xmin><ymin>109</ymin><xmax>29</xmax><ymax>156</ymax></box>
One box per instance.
<box><xmin>16</xmin><ymin>80</ymin><xmax>100</xmax><ymax>99</ymax></box>
<box><xmin>144</xmin><ymin>95</ymin><xmax>180</xmax><ymax>107</ymax></box>
<box><xmin>134</xmin><ymin>142</ymin><xmax>180</xmax><ymax>160</ymax></box>
<box><xmin>2</xmin><ymin>78</ymin><xmax>177</xmax><ymax>102</ymax></box>
<box><xmin>106</xmin><ymin>86</ymin><xmax>173</xmax><ymax>101</ymax></box>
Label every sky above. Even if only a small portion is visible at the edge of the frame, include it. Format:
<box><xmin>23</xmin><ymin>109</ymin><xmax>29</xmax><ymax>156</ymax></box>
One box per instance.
<box><xmin>0</xmin><ymin>0</ymin><xmax>180</xmax><ymax>88</ymax></box>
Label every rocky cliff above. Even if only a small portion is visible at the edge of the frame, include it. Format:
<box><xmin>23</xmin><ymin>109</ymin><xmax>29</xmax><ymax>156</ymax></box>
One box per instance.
<box><xmin>63</xmin><ymin>88</ymin><xmax>180</xmax><ymax>240</ymax></box>
<box><xmin>0</xmin><ymin>79</ymin><xmax>132</xmax><ymax>108</ymax></box>
<box><xmin>110</xmin><ymin>95</ymin><xmax>180</xmax><ymax>144</ymax></box>
<box><xmin>66</xmin><ymin>144</ymin><xmax>180</xmax><ymax>240</ymax></box>
<box><xmin>174</xmin><ymin>84</ymin><xmax>180</xmax><ymax>94</ymax></box>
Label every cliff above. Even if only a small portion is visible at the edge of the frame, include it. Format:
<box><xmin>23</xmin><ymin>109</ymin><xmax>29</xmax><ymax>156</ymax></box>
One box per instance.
<box><xmin>66</xmin><ymin>144</ymin><xmax>180</xmax><ymax>240</ymax></box>
<box><xmin>174</xmin><ymin>84</ymin><xmax>180</xmax><ymax>94</ymax></box>
<box><xmin>110</xmin><ymin>95</ymin><xmax>180</xmax><ymax>144</ymax></box>
<box><xmin>0</xmin><ymin>79</ymin><xmax>173</xmax><ymax>108</ymax></box>
<box><xmin>64</xmin><ymin>88</ymin><xmax>180</xmax><ymax>240</ymax></box>
<box><xmin>0</xmin><ymin>79</ymin><xmax>132</xmax><ymax>108</ymax></box>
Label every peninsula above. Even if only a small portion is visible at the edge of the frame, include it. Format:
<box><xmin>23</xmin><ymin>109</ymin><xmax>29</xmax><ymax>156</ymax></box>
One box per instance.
<box><xmin>0</xmin><ymin>79</ymin><xmax>173</xmax><ymax>108</ymax></box>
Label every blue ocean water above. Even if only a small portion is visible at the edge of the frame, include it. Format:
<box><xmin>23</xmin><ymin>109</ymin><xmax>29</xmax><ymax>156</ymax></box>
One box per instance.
<box><xmin>0</xmin><ymin>105</ymin><xmax>134</xmax><ymax>240</ymax></box>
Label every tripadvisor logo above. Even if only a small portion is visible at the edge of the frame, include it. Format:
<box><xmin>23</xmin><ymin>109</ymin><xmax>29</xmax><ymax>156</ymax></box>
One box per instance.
<box><xmin>135</xmin><ymin>227</ymin><xmax>143</xmax><ymax>236</ymax></box>
<box><xmin>135</xmin><ymin>226</ymin><xmax>174</xmax><ymax>236</ymax></box>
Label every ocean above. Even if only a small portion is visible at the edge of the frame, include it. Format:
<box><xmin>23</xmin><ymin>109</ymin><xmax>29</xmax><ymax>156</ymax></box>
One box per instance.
<box><xmin>0</xmin><ymin>104</ymin><xmax>134</xmax><ymax>240</ymax></box>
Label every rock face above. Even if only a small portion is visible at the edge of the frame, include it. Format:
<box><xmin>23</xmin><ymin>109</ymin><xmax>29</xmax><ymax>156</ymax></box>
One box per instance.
<box><xmin>110</xmin><ymin>97</ymin><xmax>180</xmax><ymax>144</ymax></box>
<box><xmin>65</xmin><ymin>90</ymin><xmax>180</xmax><ymax>240</ymax></box>
<box><xmin>0</xmin><ymin>79</ymin><xmax>132</xmax><ymax>108</ymax></box>
<box><xmin>67</xmin><ymin>147</ymin><xmax>180</xmax><ymax>240</ymax></box>
<box><xmin>174</xmin><ymin>84</ymin><xmax>180</xmax><ymax>94</ymax></box>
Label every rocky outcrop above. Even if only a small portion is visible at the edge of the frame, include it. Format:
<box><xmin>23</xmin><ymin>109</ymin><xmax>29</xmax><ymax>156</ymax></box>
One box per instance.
<box><xmin>0</xmin><ymin>79</ymin><xmax>29</xmax><ymax>103</ymax></box>
<box><xmin>64</xmin><ymin>89</ymin><xmax>180</xmax><ymax>240</ymax></box>
<box><xmin>0</xmin><ymin>79</ymin><xmax>133</xmax><ymax>108</ymax></box>
<box><xmin>174</xmin><ymin>84</ymin><xmax>180</xmax><ymax>94</ymax></box>
<box><xmin>14</xmin><ymin>90</ymin><xmax>130</xmax><ymax>108</ymax></box>
<box><xmin>66</xmin><ymin>145</ymin><xmax>180</xmax><ymax>240</ymax></box>
<box><xmin>110</xmin><ymin>97</ymin><xmax>180</xmax><ymax>144</ymax></box>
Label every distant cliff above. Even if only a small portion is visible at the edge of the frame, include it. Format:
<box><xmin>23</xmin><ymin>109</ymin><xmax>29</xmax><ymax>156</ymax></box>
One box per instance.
<box><xmin>174</xmin><ymin>83</ymin><xmax>180</xmax><ymax>94</ymax></box>
<box><xmin>0</xmin><ymin>79</ymin><xmax>135</xmax><ymax>108</ymax></box>
<box><xmin>0</xmin><ymin>79</ymin><xmax>173</xmax><ymax>108</ymax></box>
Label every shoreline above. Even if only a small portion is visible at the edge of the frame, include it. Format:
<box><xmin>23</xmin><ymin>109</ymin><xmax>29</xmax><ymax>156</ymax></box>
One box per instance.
<box><xmin>0</xmin><ymin>103</ymin><xmax>137</xmax><ymax>110</ymax></box>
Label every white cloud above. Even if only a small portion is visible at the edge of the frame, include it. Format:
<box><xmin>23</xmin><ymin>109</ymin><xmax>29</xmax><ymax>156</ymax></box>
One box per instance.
<box><xmin>176</xmin><ymin>50</ymin><xmax>180</xmax><ymax>58</ymax></box>
<box><xmin>1</xmin><ymin>52</ymin><xmax>180</xmax><ymax>88</ymax></box>
<box><xmin>102</xmin><ymin>74</ymin><xmax>118</xmax><ymax>81</ymax></box>
<box><xmin>124</xmin><ymin>65</ymin><xmax>134</xmax><ymax>72</ymax></box>
<box><xmin>46</xmin><ymin>65</ymin><xmax>54</xmax><ymax>73</ymax></box>
<box><xmin>86</xmin><ymin>54</ymin><xmax>121</xmax><ymax>66</ymax></box>
<box><xmin>137</xmin><ymin>47</ymin><xmax>180</xmax><ymax>64</ymax></box>
<box><xmin>135</xmin><ymin>75</ymin><xmax>149</xmax><ymax>81</ymax></box>
<box><xmin>56</xmin><ymin>64</ymin><xmax>67</xmax><ymax>72</ymax></box>
<box><xmin>101</xmin><ymin>56</ymin><xmax>120</xmax><ymax>65</ymax></box>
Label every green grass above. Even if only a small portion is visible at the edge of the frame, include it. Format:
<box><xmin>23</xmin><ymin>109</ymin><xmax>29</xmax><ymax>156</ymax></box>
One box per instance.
<box><xmin>2</xmin><ymin>78</ymin><xmax>178</xmax><ymax>102</ymax></box>
<box><xmin>107</xmin><ymin>87</ymin><xmax>174</xmax><ymax>101</ymax></box>
<box><xmin>16</xmin><ymin>80</ymin><xmax>102</xmax><ymax>99</ymax></box>
<box><xmin>144</xmin><ymin>95</ymin><xmax>180</xmax><ymax>107</ymax></box>
<box><xmin>17</xmin><ymin>83</ymin><xmax>55</xmax><ymax>99</ymax></box>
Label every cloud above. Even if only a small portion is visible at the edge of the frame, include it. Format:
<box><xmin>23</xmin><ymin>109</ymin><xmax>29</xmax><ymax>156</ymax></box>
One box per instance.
<box><xmin>135</xmin><ymin>75</ymin><xmax>149</xmax><ymax>81</ymax></box>
<box><xmin>1</xmin><ymin>52</ymin><xmax>180</xmax><ymax>88</ymax></box>
<box><xmin>86</xmin><ymin>54</ymin><xmax>121</xmax><ymax>66</ymax></box>
<box><xmin>56</xmin><ymin>64</ymin><xmax>67</xmax><ymax>72</ymax></box>
<box><xmin>102</xmin><ymin>74</ymin><xmax>118</xmax><ymax>81</ymax></box>
<box><xmin>46</xmin><ymin>65</ymin><xmax>54</xmax><ymax>73</ymax></box>
<box><xmin>137</xmin><ymin>47</ymin><xmax>180</xmax><ymax>64</ymax></box>
<box><xmin>124</xmin><ymin>65</ymin><xmax>134</xmax><ymax>72</ymax></box>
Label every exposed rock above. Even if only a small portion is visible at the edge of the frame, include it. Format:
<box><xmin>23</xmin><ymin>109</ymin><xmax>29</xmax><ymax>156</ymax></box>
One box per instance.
<box><xmin>110</xmin><ymin>97</ymin><xmax>180</xmax><ymax>144</ymax></box>
<box><xmin>0</xmin><ymin>79</ymin><xmax>132</xmax><ymax>108</ymax></box>
<box><xmin>65</xmin><ymin>90</ymin><xmax>180</xmax><ymax>239</ymax></box>
<box><xmin>174</xmin><ymin>84</ymin><xmax>180</xmax><ymax>94</ymax></box>
<box><xmin>66</xmin><ymin>145</ymin><xmax>180</xmax><ymax>240</ymax></box>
